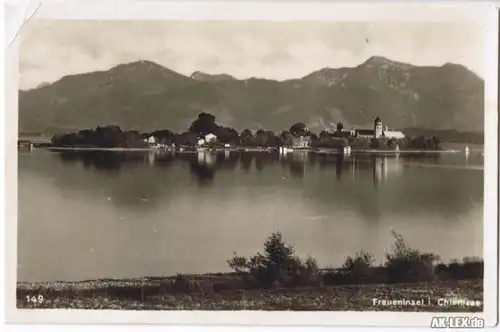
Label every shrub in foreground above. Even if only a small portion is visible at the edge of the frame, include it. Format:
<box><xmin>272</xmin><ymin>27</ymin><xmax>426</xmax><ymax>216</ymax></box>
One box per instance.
<box><xmin>227</xmin><ymin>232</ymin><xmax>321</xmax><ymax>288</ymax></box>
<box><xmin>342</xmin><ymin>250</ymin><xmax>375</xmax><ymax>283</ymax></box>
<box><xmin>384</xmin><ymin>230</ymin><xmax>440</xmax><ymax>283</ymax></box>
<box><xmin>435</xmin><ymin>257</ymin><xmax>484</xmax><ymax>280</ymax></box>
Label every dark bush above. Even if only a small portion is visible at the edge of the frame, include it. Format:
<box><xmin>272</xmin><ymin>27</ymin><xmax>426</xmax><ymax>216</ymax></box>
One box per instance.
<box><xmin>384</xmin><ymin>230</ymin><xmax>440</xmax><ymax>283</ymax></box>
<box><xmin>172</xmin><ymin>274</ymin><xmax>196</xmax><ymax>293</ymax></box>
<box><xmin>435</xmin><ymin>257</ymin><xmax>483</xmax><ymax>280</ymax></box>
<box><xmin>322</xmin><ymin>270</ymin><xmax>349</xmax><ymax>285</ymax></box>
<box><xmin>342</xmin><ymin>250</ymin><xmax>375</xmax><ymax>283</ymax></box>
<box><xmin>227</xmin><ymin>232</ymin><xmax>321</xmax><ymax>288</ymax></box>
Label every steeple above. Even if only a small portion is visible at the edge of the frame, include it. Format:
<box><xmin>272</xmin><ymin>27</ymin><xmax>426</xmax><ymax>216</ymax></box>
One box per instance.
<box><xmin>374</xmin><ymin>116</ymin><xmax>383</xmax><ymax>138</ymax></box>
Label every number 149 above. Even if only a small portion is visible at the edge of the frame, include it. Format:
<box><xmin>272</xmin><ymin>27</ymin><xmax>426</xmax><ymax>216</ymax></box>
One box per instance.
<box><xmin>25</xmin><ymin>295</ymin><xmax>44</xmax><ymax>304</ymax></box>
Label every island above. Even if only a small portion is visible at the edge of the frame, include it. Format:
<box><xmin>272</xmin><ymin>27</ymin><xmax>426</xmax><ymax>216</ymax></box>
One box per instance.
<box><xmin>44</xmin><ymin>113</ymin><xmax>444</xmax><ymax>154</ymax></box>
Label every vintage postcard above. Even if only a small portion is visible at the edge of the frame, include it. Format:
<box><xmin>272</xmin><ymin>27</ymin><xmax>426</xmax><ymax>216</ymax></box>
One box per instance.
<box><xmin>4</xmin><ymin>0</ymin><xmax>498</xmax><ymax>328</ymax></box>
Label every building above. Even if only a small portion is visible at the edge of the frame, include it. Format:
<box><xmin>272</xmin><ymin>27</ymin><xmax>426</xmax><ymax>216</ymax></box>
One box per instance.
<box><xmin>291</xmin><ymin>136</ymin><xmax>311</xmax><ymax>149</ymax></box>
<box><xmin>204</xmin><ymin>133</ymin><xmax>217</xmax><ymax>144</ymax></box>
<box><xmin>143</xmin><ymin>136</ymin><xmax>158</xmax><ymax>147</ymax></box>
<box><xmin>353</xmin><ymin>116</ymin><xmax>405</xmax><ymax>140</ymax></box>
<box><xmin>354</xmin><ymin>129</ymin><xmax>376</xmax><ymax>138</ymax></box>
<box><xmin>383</xmin><ymin>128</ymin><xmax>405</xmax><ymax>139</ymax></box>
<box><xmin>332</xmin><ymin>129</ymin><xmax>355</xmax><ymax>138</ymax></box>
<box><xmin>374</xmin><ymin>116</ymin><xmax>383</xmax><ymax>138</ymax></box>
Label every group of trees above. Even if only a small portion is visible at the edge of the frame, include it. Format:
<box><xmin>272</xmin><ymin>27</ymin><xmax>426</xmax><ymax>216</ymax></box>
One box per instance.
<box><xmin>51</xmin><ymin>125</ymin><xmax>147</xmax><ymax>148</ymax></box>
<box><xmin>364</xmin><ymin>135</ymin><xmax>441</xmax><ymax>150</ymax></box>
<box><xmin>403</xmin><ymin>127</ymin><xmax>483</xmax><ymax>144</ymax></box>
<box><xmin>227</xmin><ymin>230</ymin><xmax>483</xmax><ymax>289</ymax></box>
<box><xmin>51</xmin><ymin>112</ymin><xmax>441</xmax><ymax>150</ymax></box>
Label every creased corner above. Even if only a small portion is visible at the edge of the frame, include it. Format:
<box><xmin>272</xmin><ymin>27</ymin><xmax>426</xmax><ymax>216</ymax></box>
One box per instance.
<box><xmin>6</xmin><ymin>0</ymin><xmax>43</xmax><ymax>48</ymax></box>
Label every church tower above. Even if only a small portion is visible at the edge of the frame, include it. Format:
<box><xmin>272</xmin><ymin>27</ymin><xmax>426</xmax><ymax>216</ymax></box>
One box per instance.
<box><xmin>374</xmin><ymin>116</ymin><xmax>383</xmax><ymax>138</ymax></box>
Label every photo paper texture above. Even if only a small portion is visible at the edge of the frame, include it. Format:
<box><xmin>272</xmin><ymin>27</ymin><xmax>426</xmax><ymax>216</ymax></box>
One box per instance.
<box><xmin>5</xmin><ymin>1</ymin><xmax>498</xmax><ymax>327</ymax></box>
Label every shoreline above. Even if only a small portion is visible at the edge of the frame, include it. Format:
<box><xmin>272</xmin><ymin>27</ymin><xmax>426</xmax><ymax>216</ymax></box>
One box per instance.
<box><xmin>39</xmin><ymin>146</ymin><xmax>463</xmax><ymax>155</ymax></box>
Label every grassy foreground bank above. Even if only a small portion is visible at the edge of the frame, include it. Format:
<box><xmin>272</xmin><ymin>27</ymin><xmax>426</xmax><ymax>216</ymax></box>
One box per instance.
<box><xmin>17</xmin><ymin>231</ymin><xmax>483</xmax><ymax>311</ymax></box>
<box><xmin>17</xmin><ymin>278</ymin><xmax>482</xmax><ymax>311</ymax></box>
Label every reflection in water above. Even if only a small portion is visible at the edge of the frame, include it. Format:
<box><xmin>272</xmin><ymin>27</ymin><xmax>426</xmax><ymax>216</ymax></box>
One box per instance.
<box><xmin>191</xmin><ymin>151</ymin><xmax>216</xmax><ymax>185</ymax></box>
<box><xmin>373</xmin><ymin>157</ymin><xmax>384</xmax><ymax>187</ymax></box>
<box><xmin>288</xmin><ymin>153</ymin><xmax>307</xmax><ymax>178</ymax></box>
<box><xmin>335</xmin><ymin>156</ymin><xmax>343</xmax><ymax>181</ymax></box>
<box><xmin>190</xmin><ymin>161</ymin><xmax>215</xmax><ymax>185</ymax></box>
<box><xmin>148</xmin><ymin>151</ymin><xmax>156</xmax><ymax>166</ymax></box>
<box><xmin>60</xmin><ymin>150</ymin><xmax>147</xmax><ymax>172</ymax></box>
<box><xmin>240</xmin><ymin>152</ymin><xmax>253</xmax><ymax>172</ymax></box>
<box><xmin>54</xmin><ymin>150</ymin><xmax>438</xmax><ymax>187</ymax></box>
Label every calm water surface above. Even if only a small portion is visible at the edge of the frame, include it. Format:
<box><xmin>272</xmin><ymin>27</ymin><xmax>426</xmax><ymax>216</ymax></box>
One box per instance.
<box><xmin>17</xmin><ymin>146</ymin><xmax>484</xmax><ymax>282</ymax></box>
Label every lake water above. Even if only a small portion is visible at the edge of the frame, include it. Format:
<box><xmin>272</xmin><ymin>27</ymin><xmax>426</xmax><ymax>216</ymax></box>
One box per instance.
<box><xmin>17</xmin><ymin>145</ymin><xmax>484</xmax><ymax>282</ymax></box>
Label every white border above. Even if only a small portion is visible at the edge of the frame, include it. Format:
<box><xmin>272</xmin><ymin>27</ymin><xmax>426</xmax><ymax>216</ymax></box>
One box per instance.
<box><xmin>3</xmin><ymin>0</ymin><xmax>498</xmax><ymax>328</ymax></box>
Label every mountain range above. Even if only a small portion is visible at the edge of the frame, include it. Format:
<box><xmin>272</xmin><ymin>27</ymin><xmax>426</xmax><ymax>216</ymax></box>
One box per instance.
<box><xmin>18</xmin><ymin>56</ymin><xmax>484</xmax><ymax>135</ymax></box>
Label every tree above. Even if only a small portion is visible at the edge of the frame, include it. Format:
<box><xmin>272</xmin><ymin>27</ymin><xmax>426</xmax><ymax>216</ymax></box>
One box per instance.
<box><xmin>215</xmin><ymin>126</ymin><xmax>239</xmax><ymax>144</ymax></box>
<box><xmin>432</xmin><ymin>136</ymin><xmax>441</xmax><ymax>149</ymax></box>
<box><xmin>121</xmin><ymin>131</ymin><xmax>145</xmax><ymax>148</ymax></box>
<box><xmin>319</xmin><ymin>130</ymin><xmax>331</xmax><ymax>140</ymax></box>
<box><xmin>412</xmin><ymin>136</ymin><xmax>428</xmax><ymax>149</ymax></box>
<box><xmin>426</xmin><ymin>138</ymin><xmax>436</xmax><ymax>150</ymax></box>
<box><xmin>174</xmin><ymin>131</ymin><xmax>199</xmax><ymax>146</ymax></box>
<box><xmin>342</xmin><ymin>250</ymin><xmax>375</xmax><ymax>283</ymax></box>
<box><xmin>189</xmin><ymin>112</ymin><xmax>218</xmax><ymax>136</ymax></box>
<box><xmin>52</xmin><ymin>133</ymin><xmax>80</xmax><ymax>146</ymax></box>
<box><xmin>336</xmin><ymin>122</ymin><xmax>344</xmax><ymax>132</ymax></box>
<box><xmin>387</xmin><ymin>138</ymin><xmax>398</xmax><ymax>149</ymax></box>
<box><xmin>308</xmin><ymin>133</ymin><xmax>320</xmax><ymax>147</ymax></box>
<box><xmin>289</xmin><ymin>122</ymin><xmax>307</xmax><ymax>137</ymax></box>
<box><xmin>280</xmin><ymin>130</ymin><xmax>294</xmax><ymax>146</ymax></box>
<box><xmin>227</xmin><ymin>232</ymin><xmax>318</xmax><ymax>287</ymax></box>
<box><xmin>256</xmin><ymin>130</ymin><xmax>278</xmax><ymax>147</ymax></box>
<box><xmin>240</xmin><ymin>129</ymin><xmax>256</xmax><ymax>146</ymax></box>
<box><xmin>385</xmin><ymin>230</ymin><xmax>440</xmax><ymax>283</ymax></box>
<box><xmin>267</xmin><ymin>131</ymin><xmax>282</xmax><ymax>147</ymax></box>
<box><xmin>152</xmin><ymin>129</ymin><xmax>174</xmax><ymax>140</ymax></box>
<box><xmin>51</xmin><ymin>126</ymin><xmax>148</xmax><ymax>148</ymax></box>
<box><xmin>370</xmin><ymin>138</ymin><xmax>386</xmax><ymax>149</ymax></box>
<box><xmin>95</xmin><ymin>125</ymin><xmax>123</xmax><ymax>148</ymax></box>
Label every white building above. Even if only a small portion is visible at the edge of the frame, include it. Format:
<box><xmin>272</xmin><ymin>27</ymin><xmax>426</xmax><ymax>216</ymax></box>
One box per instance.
<box><xmin>374</xmin><ymin>116</ymin><xmax>383</xmax><ymax>139</ymax></box>
<box><xmin>204</xmin><ymin>133</ymin><xmax>217</xmax><ymax>143</ymax></box>
<box><xmin>383</xmin><ymin>125</ymin><xmax>405</xmax><ymax>139</ymax></box>
<box><xmin>384</xmin><ymin>130</ymin><xmax>405</xmax><ymax>139</ymax></box>
<box><xmin>291</xmin><ymin>136</ymin><xmax>311</xmax><ymax>149</ymax></box>
<box><xmin>197</xmin><ymin>138</ymin><xmax>205</xmax><ymax>146</ymax></box>
<box><xmin>354</xmin><ymin>117</ymin><xmax>405</xmax><ymax>140</ymax></box>
<box><xmin>147</xmin><ymin>136</ymin><xmax>156</xmax><ymax>144</ymax></box>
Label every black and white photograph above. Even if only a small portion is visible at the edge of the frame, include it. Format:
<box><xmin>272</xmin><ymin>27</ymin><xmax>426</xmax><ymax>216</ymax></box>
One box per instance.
<box><xmin>4</xmin><ymin>1</ymin><xmax>498</xmax><ymax>328</ymax></box>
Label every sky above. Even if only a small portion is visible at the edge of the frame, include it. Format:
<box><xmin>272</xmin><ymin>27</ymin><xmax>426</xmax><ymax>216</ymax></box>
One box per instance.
<box><xmin>18</xmin><ymin>20</ymin><xmax>485</xmax><ymax>90</ymax></box>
